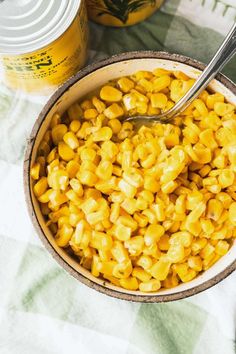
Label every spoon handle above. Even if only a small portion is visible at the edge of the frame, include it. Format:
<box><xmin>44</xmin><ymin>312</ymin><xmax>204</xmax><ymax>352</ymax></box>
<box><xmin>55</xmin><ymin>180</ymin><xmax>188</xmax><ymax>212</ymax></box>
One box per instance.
<box><xmin>161</xmin><ymin>22</ymin><xmax>236</xmax><ymax>121</ymax></box>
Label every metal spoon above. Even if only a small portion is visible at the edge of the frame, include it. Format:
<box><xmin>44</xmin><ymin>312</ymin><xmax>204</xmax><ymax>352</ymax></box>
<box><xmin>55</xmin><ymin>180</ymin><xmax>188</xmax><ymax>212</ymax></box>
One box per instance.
<box><xmin>125</xmin><ymin>22</ymin><xmax>236</xmax><ymax>123</ymax></box>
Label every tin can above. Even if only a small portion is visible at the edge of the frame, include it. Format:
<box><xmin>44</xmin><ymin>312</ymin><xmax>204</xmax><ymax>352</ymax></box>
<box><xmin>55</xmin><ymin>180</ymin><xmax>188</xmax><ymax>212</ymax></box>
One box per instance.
<box><xmin>86</xmin><ymin>0</ymin><xmax>164</xmax><ymax>27</ymax></box>
<box><xmin>0</xmin><ymin>0</ymin><xmax>89</xmax><ymax>94</ymax></box>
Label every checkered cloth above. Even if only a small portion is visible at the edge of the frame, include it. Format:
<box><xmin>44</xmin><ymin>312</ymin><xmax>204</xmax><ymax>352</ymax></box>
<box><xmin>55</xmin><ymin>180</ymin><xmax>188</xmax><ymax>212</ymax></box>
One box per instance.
<box><xmin>0</xmin><ymin>1</ymin><xmax>236</xmax><ymax>353</ymax></box>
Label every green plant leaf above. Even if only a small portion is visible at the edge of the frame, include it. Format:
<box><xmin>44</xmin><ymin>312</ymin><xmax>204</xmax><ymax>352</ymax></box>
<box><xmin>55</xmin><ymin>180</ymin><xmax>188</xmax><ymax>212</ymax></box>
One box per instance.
<box><xmin>98</xmin><ymin>0</ymin><xmax>157</xmax><ymax>24</ymax></box>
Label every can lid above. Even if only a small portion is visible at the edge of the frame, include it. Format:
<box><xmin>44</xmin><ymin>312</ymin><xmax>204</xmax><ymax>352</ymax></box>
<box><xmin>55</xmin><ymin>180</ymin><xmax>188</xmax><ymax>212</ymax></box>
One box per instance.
<box><xmin>0</xmin><ymin>0</ymin><xmax>81</xmax><ymax>55</ymax></box>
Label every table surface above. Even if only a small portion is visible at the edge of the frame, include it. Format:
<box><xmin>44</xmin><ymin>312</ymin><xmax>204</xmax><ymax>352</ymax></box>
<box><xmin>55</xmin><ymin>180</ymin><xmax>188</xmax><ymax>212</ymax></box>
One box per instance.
<box><xmin>0</xmin><ymin>1</ymin><xmax>236</xmax><ymax>353</ymax></box>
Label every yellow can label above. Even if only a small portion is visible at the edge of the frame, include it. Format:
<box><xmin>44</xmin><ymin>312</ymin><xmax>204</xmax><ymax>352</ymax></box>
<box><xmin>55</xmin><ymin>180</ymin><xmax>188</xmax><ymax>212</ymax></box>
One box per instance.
<box><xmin>1</xmin><ymin>0</ymin><xmax>88</xmax><ymax>94</ymax></box>
<box><xmin>86</xmin><ymin>0</ymin><xmax>164</xmax><ymax>27</ymax></box>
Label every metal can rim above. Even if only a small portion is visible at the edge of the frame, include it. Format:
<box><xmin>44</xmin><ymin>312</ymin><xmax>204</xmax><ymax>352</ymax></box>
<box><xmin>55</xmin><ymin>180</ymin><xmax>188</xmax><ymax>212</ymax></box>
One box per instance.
<box><xmin>0</xmin><ymin>0</ymin><xmax>82</xmax><ymax>55</ymax></box>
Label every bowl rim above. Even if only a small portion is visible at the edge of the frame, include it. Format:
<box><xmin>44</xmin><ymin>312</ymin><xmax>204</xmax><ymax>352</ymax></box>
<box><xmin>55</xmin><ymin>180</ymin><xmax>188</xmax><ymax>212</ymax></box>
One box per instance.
<box><xmin>24</xmin><ymin>50</ymin><xmax>236</xmax><ymax>303</ymax></box>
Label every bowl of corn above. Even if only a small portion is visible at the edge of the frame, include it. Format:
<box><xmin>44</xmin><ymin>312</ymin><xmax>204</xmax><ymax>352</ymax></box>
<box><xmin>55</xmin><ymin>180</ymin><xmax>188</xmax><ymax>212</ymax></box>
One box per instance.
<box><xmin>24</xmin><ymin>51</ymin><xmax>236</xmax><ymax>302</ymax></box>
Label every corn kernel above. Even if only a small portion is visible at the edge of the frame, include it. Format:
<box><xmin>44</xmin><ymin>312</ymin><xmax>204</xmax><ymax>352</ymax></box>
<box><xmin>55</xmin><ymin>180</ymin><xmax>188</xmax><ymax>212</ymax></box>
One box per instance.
<box><xmin>215</xmin><ymin>240</ymin><xmax>230</xmax><ymax>256</ymax></box>
<box><xmin>113</xmin><ymin>224</ymin><xmax>132</xmax><ymax>241</ymax></box>
<box><xmin>142</xmin><ymin>209</ymin><xmax>157</xmax><ymax>224</ymax></box>
<box><xmin>50</xmin><ymin>113</ymin><xmax>61</xmax><ymax>128</ymax></box>
<box><xmin>188</xmin><ymin>256</ymin><xmax>202</xmax><ymax>272</ymax></box>
<box><xmin>111</xmin><ymin>241</ymin><xmax>129</xmax><ymax>263</ymax></box>
<box><xmin>150</xmin><ymin>258</ymin><xmax>171</xmax><ymax>280</ymax></box>
<box><xmin>186</xmin><ymin>201</ymin><xmax>206</xmax><ymax>224</ymax></box>
<box><xmin>92</xmin><ymin>96</ymin><xmax>106</xmax><ymax>113</ymax></box>
<box><xmin>80</xmin><ymin>148</ymin><xmax>97</xmax><ymax>162</ymax></box>
<box><xmin>58</xmin><ymin>142</ymin><xmax>74</xmax><ymax>161</ymax></box>
<box><xmin>38</xmin><ymin>140</ymin><xmax>50</xmax><ymax>157</ymax></box>
<box><xmin>144</xmin><ymin>224</ymin><xmax>165</xmax><ymax>246</ymax></box>
<box><xmin>48</xmin><ymin>169</ymin><xmax>69</xmax><ymax>191</ymax></box>
<box><xmin>123</xmin><ymin>93</ymin><xmax>137</xmax><ymax>111</ymax></box>
<box><xmin>90</xmin><ymin>231</ymin><xmax>113</xmax><ymax>250</ymax></box>
<box><xmin>193</xmin><ymin>99</ymin><xmax>208</xmax><ymax>116</ymax></box>
<box><xmin>139</xmin><ymin>279</ymin><xmax>161</xmax><ymax>292</ymax></box>
<box><xmin>186</xmin><ymin>191</ymin><xmax>203</xmax><ymax>210</ymax></box>
<box><xmin>120</xmin><ymin>277</ymin><xmax>139</xmax><ymax>290</ymax></box>
<box><xmin>93</xmin><ymin>127</ymin><xmax>112</xmax><ymax>142</ymax></box>
<box><xmin>122</xmin><ymin>151</ymin><xmax>133</xmax><ymax>170</ymax></box>
<box><xmin>169</xmin><ymin>231</ymin><xmax>193</xmax><ymax>247</ymax></box>
<box><xmin>199</xmin><ymin>129</ymin><xmax>217</xmax><ymax>149</ymax></box>
<box><xmin>118</xmin><ymin>179</ymin><xmax>137</xmax><ymax>198</ymax></box>
<box><xmin>117</xmin><ymin>215</ymin><xmax>137</xmax><ymax>231</ymax></box>
<box><xmin>144</xmin><ymin>175</ymin><xmax>160</xmax><ymax>193</ymax></box>
<box><xmin>55</xmin><ymin>224</ymin><xmax>73</xmax><ymax>247</ymax></box>
<box><xmin>200</xmin><ymin>243</ymin><xmax>215</xmax><ymax>259</ymax></box>
<box><xmin>63</xmin><ymin>131</ymin><xmax>79</xmax><ymax>150</ymax></box>
<box><xmin>108</xmin><ymin>119</ymin><xmax>122</xmax><ymax>134</ymax></box>
<box><xmin>52</xmin><ymin>124</ymin><xmax>68</xmax><ymax>145</ymax></box>
<box><xmin>113</xmin><ymin>260</ymin><xmax>132</xmax><ymax>279</ymax></box>
<box><xmin>98</xmin><ymin>261</ymin><xmax>116</xmax><ymax>276</ymax></box>
<box><xmin>214</xmin><ymin>102</ymin><xmax>234</xmax><ymax>116</ymax></box>
<box><xmin>104</xmin><ymin>103</ymin><xmax>124</xmax><ymax>119</ymax></box>
<box><xmin>206</xmin><ymin>93</ymin><xmax>224</xmax><ymax>109</ymax></box>
<box><xmin>153</xmin><ymin>75</ymin><xmax>171</xmax><ymax>92</ymax></box>
<box><xmin>200</xmin><ymin>218</ymin><xmax>214</xmax><ymax>235</ymax></box>
<box><xmin>33</xmin><ymin>177</ymin><xmax>48</xmax><ymax>197</ymax></box>
<box><xmin>95</xmin><ymin>176</ymin><xmax>117</xmax><ymax>194</ymax></box>
<box><xmin>229</xmin><ymin>202</ymin><xmax>236</xmax><ymax>225</ymax></box>
<box><xmin>131</xmin><ymin>89</ymin><xmax>149</xmax><ymax>103</ymax></box>
<box><xmin>124</xmin><ymin>236</ymin><xmax>144</xmax><ymax>256</ymax></box>
<box><xmin>136</xmin><ymin>255</ymin><xmax>152</xmax><ymax>270</ymax></box>
<box><xmin>96</xmin><ymin>160</ymin><xmax>113</xmax><ymax>180</ymax></box>
<box><xmin>123</xmin><ymin>168</ymin><xmax>143</xmax><ymax>188</ymax></box>
<box><xmin>152</xmin><ymin>200</ymin><xmax>165</xmax><ymax>222</ymax></box>
<box><xmin>207</xmin><ymin>199</ymin><xmax>223</xmax><ymax>221</ymax></box>
<box><xmin>132</xmin><ymin>267</ymin><xmax>151</xmax><ymax>282</ymax></box>
<box><xmin>166</xmin><ymin>243</ymin><xmax>185</xmax><ymax>263</ymax></box>
<box><xmin>79</xmin><ymin>161</ymin><xmax>97</xmax><ymax>173</ymax></box>
<box><xmin>100</xmin><ymin>85</ymin><xmax>122</xmax><ymax>102</ymax></box>
<box><xmin>136</xmin><ymin>197</ymin><xmax>148</xmax><ymax>211</ymax></box>
<box><xmin>218</xmin><ymin>169</ymin><xmax>234</xmax><ymax>188</ymax></box>
<box><xmin>158</xmin><ymin>234</ymin><xmax>169</xmax><ymax>251</ymax></box>
<box><xmin>177</xmin><ymin>267</ymin><xmax>197</xmax><ymax>282</ymax></box>
<box><xmin>150</xmin><ymin>93</ymin><xmax>168</xmax><ymax>109</ymax></box>
<box><xmin>78</xmin><ymin>170</ymin><xmax>97</xmax><ymax>187</ymax></box>
<box><xmin>161</xmin><ymin>180</ymin><xmax>178</xmax><ymax>194</ymax></box>
<box><xmin>69</xmin><ymin>120</ymin><xmax>81</xmax><ymax>133</ymax></box>
<box><xmin>30</xmin><ymin>162</ymin><xmax>40</xmax><ymax>180</ymax></box>
<box><xmin>110</xmin><ymin>203</ymin><xmax>120</xmax><ymax>223</ymax></box>
<box><xmin>68</xmin><ymin>102</ymin><xmax>83</xmax><ymax>120</ymax></box>
<box><xmin>133</xmin><ymin>212</ymin><xmax>148</xmax><ymax>228</ymax></box>
<box><xmin>66</xmin><ymin>160</ymin><xmax>80</xmax><ymax>178</ymax></box>
<box><xmin>216</xmin><ymin>193</ymin><xmax>232</xmax><ymax>210</ymax></box>
<box><xmin>87</xmin><ymin>209</ymin><xmax>109</xmax><ymax>225</ymax></box>
<box><xmin>91</xmin><ymin>255</ymin><xmax>101</xmax><ymax>277</ymax></box>
<box><xmin>153</xmin><ymin>68</ymin><xmax>170</xmax><ymax>77</ymax></box>
<box><xmin>191</xmin><ymin>238</ymin><xmax>208</xmax><ymax>255</ymax></box>
<box><xmin>117</xmin><ymin>77</ymin><xmax>135</xmax><ymax>92</ymax></box>
<box><xmin>121</xmin><ymin>198</ymin><xmax>137</xmax><ymax>215</ymax></box>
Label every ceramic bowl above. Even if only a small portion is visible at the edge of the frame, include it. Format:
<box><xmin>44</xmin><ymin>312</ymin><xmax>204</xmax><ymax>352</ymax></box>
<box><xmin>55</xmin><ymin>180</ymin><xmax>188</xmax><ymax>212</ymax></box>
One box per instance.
<box><xmin>24</xmin><ymin>51</ymin><xmax>236</xmax><ymax>302</ymax></box>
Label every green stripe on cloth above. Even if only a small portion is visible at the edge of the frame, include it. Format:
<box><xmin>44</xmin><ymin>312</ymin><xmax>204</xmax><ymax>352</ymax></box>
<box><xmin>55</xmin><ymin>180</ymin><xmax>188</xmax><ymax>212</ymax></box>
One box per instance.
<box><xmin>163</xmin><ymin>13</ymin><xmax>236</xmax><ymax>82</ymax></box>
<box><xmin>0</xmin><ymin>93</ymin><xmax>43</xmax><ymax>164</ymax></box>
<box><xmin>2</xmin><ymin>236</ymin><xmax>139</xmax><ymax>339</ymax></box>
<box><xmin>128</xmin><ymin>302</ymin><xmax>206</xmax><ymax>354</ymax></box>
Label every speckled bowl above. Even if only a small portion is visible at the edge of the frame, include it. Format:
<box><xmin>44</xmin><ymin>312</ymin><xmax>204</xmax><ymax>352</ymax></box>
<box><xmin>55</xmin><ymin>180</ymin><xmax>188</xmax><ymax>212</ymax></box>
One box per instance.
<box><xmin>24</xmin><ymin>51</ymin><xmax>236</xmax><ymax>302</ymax></box>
